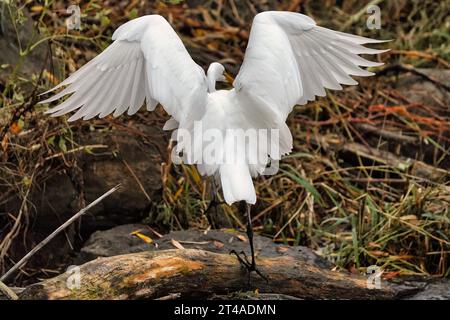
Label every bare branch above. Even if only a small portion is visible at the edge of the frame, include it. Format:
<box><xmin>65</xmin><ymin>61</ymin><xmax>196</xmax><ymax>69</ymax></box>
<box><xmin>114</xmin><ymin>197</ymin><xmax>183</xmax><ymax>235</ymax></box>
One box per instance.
<box><xmin>0</xmin><ymin>185</ymin><xmax>121</xmax><ymax>283</ymax></box>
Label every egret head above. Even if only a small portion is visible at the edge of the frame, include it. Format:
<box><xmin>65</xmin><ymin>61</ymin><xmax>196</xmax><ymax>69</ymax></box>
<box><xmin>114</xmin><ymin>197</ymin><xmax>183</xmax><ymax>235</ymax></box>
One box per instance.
<box><xmin>207</xmin><ymin>62</ymin><xmax>233</xmax><ymax>92</ymax></box>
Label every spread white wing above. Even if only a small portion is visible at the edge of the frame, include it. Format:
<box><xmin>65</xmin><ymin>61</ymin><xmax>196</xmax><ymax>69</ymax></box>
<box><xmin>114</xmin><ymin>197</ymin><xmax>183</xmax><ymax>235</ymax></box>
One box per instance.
<box><xmin>40</xmin><ymin>15</ymin><xmax>207</xmax><ymax>128</ymax></box>
<box><xmin>234</xmin><ymin>11</ymin><xmax>389</xmax><ymax>154</ymax></box>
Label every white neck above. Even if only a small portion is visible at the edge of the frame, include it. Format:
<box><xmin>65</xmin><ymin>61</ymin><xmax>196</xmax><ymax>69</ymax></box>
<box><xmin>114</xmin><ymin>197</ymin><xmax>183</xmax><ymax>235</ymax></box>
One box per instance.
<box><xmin>206</xmin><ymin>62</ymin><xmax>225</xmax><ymax>93</ymax></box>
<box><xmin>207</xmin><ymin>75</ymin><xmax>217</xmax><ymax>93</ymax></box>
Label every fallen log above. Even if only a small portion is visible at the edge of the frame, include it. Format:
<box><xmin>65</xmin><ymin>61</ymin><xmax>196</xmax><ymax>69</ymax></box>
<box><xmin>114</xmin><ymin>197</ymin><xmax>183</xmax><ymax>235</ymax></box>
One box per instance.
<box><xmin>20</xmin><ymin>248</ymin><xmax>403</xmax><ymax>300</ymax></box>
<box><xmin>312</xmin><ymin>134</ymin><xmax>448</xmax><ymax>182</ymax></box>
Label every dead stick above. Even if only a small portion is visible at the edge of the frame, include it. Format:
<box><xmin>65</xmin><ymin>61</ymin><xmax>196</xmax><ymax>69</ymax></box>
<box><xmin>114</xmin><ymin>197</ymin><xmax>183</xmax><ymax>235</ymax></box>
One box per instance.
<box><xmin>0</xmin><ymin>185</ymin><xmax>121</xmax><ymax>283</ymax></box>
<box><xmin>0</xmin><ymin>280</ymin><xmax>18</xmax><ymax>300</ymax></box>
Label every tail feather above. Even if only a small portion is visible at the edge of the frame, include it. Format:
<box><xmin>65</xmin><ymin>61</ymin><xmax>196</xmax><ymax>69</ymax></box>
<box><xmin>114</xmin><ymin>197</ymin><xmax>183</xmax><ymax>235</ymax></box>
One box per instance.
<box><xmin>219</xmin><ymin>163</ymin><xmax>256</xmax><ymax>205</ymax></box>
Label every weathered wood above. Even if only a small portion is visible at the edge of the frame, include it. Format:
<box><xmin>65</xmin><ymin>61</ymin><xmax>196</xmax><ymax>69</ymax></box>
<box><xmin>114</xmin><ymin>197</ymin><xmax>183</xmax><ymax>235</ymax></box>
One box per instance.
<box><xmin>0</xmin><ymin>280</ymin><xmax>18</xmax><ymax>300</ymax></box>
<box><xmin>20</xmin><ymin>249</ymin><xmax>401</xmax><ymax>300</ymax></box>
<box><xmin>312</xmin><ymin>135</ymin><xmax>448</xmax><ymax>182</ymax></box>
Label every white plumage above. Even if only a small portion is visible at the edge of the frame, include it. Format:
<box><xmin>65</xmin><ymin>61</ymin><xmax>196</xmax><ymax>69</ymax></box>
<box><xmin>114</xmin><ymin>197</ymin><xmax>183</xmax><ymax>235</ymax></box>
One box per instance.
<box><xmin>40</xmin><ymin>12</ymin><xmax>388</xmax><ymax>205</ymax></box>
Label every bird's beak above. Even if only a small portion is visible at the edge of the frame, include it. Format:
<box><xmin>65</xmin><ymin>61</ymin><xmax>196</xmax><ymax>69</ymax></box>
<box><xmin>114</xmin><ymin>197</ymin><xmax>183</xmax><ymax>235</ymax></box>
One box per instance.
<box><xmin>224</xmin><ymin>71</ymin><xmax>234</xmax><ymax>85</ymax></box>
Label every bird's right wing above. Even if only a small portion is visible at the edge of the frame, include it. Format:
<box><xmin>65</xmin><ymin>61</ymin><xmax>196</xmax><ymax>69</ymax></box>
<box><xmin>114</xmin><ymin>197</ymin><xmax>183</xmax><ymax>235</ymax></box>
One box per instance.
<box><xmin>234</xmin><ymin>12</ymin><xmax>389</xmax><ymax>146</ymax></box>
<box><xmin>233</xmin><ymin>11</ymin><xmax>385</xmax><ymax>158</ymax></box>
<box><xmin>40</xmin><ymin>15</ymin><xmax>207</xmax><ymax>128</ymax></box>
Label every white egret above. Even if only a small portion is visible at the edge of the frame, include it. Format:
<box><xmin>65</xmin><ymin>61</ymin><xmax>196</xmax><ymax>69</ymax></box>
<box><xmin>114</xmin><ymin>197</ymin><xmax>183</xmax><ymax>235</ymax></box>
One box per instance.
<box><xmin>40</xmin><ymin>11</ymin><xmax>388</xmax><ymax>281</ymax></box>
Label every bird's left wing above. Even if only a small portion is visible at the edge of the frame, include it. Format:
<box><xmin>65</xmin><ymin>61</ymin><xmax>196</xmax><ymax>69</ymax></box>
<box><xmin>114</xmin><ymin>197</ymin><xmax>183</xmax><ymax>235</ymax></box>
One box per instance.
<box><xmin>234</xmin><ymin>12</ymin><xmax>388</xmax><ymax>135</ymax></box>
<box><xmin>40</xmin><ymin>15</ymin><xmax>207</xmax><ymax>127</ymax></box>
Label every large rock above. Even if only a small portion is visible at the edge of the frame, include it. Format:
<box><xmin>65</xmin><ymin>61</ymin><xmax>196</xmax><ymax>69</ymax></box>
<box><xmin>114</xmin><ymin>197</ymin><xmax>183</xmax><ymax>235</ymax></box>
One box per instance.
<box><xmin>77</xmin><ymin>121</ymin><xmax>165</xmax><ymax>233</ymax></box>
<box><xmin>0</xmin><ymin>117</ymin><xmax>167</xmax><ymax>274</ymax></box>
<box><xmin>3</xmin><ymin>120</ymin><xmax>166</xmax><ymax>229</ymax></box>
<box><xmin>77</xmin><ymin>224</ymin><xmax>153</xmax><ymax>262</ymax></box>
<box><xmin>78</xmin><ymin>224</ymin><xmax>332</xmax><ymax>270</ymax></box>
<box><xmin>405</xmin><ymin>279</ymin><xmax>450</xmax><ymax>300</ymax></box>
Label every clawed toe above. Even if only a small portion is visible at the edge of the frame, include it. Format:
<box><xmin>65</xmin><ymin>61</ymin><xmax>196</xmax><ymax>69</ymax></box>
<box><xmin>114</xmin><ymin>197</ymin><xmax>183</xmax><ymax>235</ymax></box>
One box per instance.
<box><xmin>230</xmin><ymin>250</ymin><xmax>250</xmax><ymax>268</ymax></box>
<box><xmin>229</xmin><ymin>203</ymin><xmax>269</xmax><ymax>286</ymax></box>
<box><xmin>229</xmin><ymin>250</ymin><xmax>269</xmax><ymax>285</ymax></box>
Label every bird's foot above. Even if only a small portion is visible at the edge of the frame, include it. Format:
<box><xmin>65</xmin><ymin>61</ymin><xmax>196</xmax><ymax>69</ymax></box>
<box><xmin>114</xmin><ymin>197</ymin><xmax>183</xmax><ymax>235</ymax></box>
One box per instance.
<box><xmin>230</xmin><ymin>250</ymin><xmax>268</xmax><ymax>286</ymax></box>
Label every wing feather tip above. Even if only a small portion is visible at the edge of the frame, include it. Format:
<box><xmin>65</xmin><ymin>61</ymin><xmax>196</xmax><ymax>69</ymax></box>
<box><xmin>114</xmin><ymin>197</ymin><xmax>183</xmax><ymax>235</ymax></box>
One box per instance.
<box><xmin>39</xmin><ymin>96</ymin><xmax>58</xmax><ymax>104</ymax></box>
<box><xmin>67</xmin><ymin>115</ymin><xmax>80</xmax><ymax>122</ymax></box>
<box><xmin>44</xmin><ymin>108</ymin><xmax>56</xmax><ymax>115</ymax></box>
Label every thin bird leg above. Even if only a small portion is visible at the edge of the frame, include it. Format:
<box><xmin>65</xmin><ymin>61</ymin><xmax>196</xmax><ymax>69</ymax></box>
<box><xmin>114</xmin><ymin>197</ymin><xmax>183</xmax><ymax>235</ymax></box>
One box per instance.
<box><xmin>203</xmin><ymin>179</ymin><xmax>225</xmax><ymax>218</ymax></box>
<box><xmin>246</xmin><ymin>204</ymin><xmax>257</xmax><ymax>269</ymax></box>
<box><xmin>245</xmin><ymin>204</ymin><xmax>268</xmax><ymax>282</ymax></box>
<box><xmin>231</xmin><ymin>204</ymin><xmax>268</xmax><ymax>285</ymax></box>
